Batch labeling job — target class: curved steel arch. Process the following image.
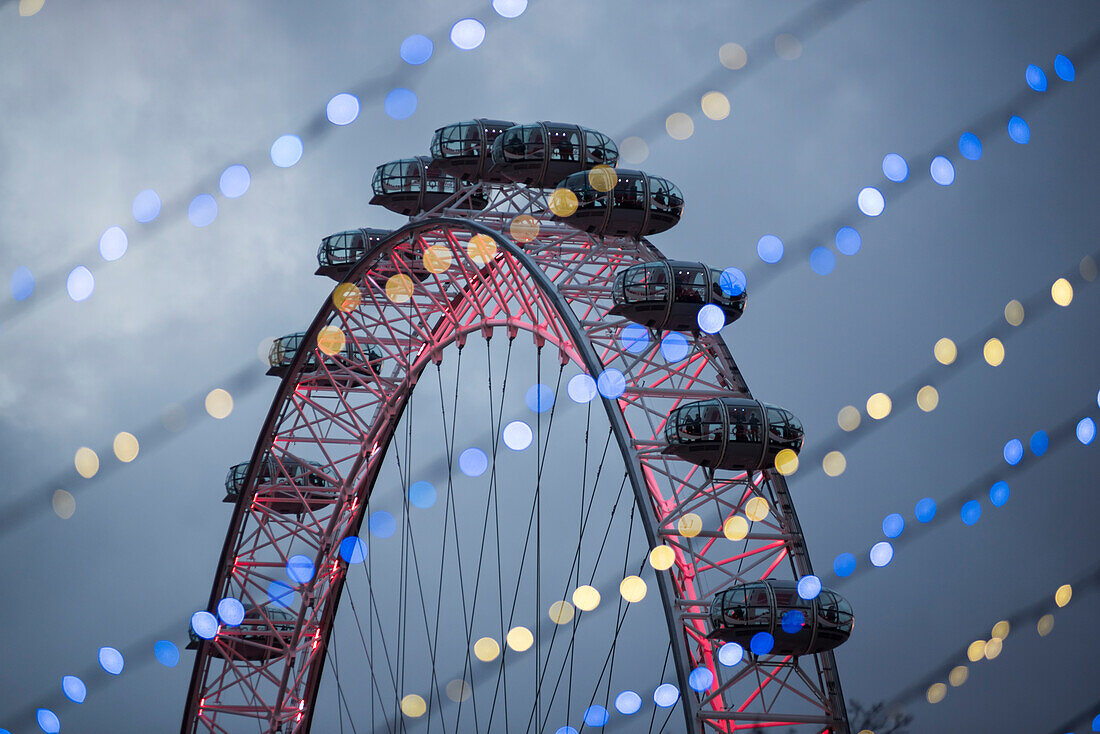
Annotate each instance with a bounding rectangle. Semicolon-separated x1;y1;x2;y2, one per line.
183;200;847;732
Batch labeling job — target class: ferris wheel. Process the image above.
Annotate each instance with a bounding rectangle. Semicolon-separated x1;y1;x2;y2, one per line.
180;119;853;734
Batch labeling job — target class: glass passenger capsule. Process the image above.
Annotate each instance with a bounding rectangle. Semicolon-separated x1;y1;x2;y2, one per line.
370;156;488;215
610;260;746;331
429;118;516;183
315;228;393;280
488;122;618;188
187;605;295;661
223;455;337;514
708;580;853;656
266;331;383;383
554;169;683;238
663;398;803;471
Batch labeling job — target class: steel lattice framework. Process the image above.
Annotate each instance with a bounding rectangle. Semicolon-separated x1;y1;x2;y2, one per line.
181;179;848;733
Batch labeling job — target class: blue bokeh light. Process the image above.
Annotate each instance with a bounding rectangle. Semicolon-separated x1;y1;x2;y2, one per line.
132;189;161;223
688;666;714;691
615;689;642;714
882;513;905;538
450;18;486;50
503;420;533;451
719;267;746;296
1003;438;1024;466
218;597;245;627
98;646;124;675
325;93;360;126
191;610;219;639
286;554;315;583
1054;54;1075;81
835;226;861;256
400;34;434;65
385;87;418;120
370;510;397;537
554;728;578;734
809;246;836;275
271;135;304;167
267;581;295;608
882;153;908;182
989;480;1010;507
961;500;982;526
930;156;955;185
567;373;597;403
915;497;937;523
11;266;34;300
67;266;94;302
697;304;725;333
409;480;437;508
869;541;894;567
857;187;884;216
526;383;555;413
797;575;821;600
1025;64;1048;91
1030;430;1049;456
36;709;60;734
833;553;856;577
459;447;489;476
781;609;805;633
493;0;528;17
660;332;690;362
1077;417;1096;445
597;368;626;399
583;704;609;726
339;535;368;563
188;194;218;227
1008;116;1030;144
62;675;86;704
757;234;784;263
99;226;128;261
219;164;251;198
958;132;983;161
620;323;650;354
653;683;680;707
718;641;744;666
750;631;775;655
154;640;180;667
1092;712;1100;731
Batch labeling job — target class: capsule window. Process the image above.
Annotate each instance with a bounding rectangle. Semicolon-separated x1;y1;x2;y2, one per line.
728;405;763;443
699;402;724;441
673;267;707;303
523;126;545;157
614;175;647;210
548;128;580;161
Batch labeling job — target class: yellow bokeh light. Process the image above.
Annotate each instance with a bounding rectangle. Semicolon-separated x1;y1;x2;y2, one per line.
744;496;770;522
822;451;846;477
1003;299;1024;326
385;273;415;303
983;338;1004;367
19;0;45;16
619;136;649;164
991;620;1010;640
400;694;427;717
677;512;702;537
966;640;985;662
572;585;601;611
588;165;617;192
52;489;75;520
649;545;676;571
934;337;957;365
446;679;472;703
866;392;892;420
719;42;748;70
665;113;694;140
916;385;939;412
332;283;361;312
948;665;969;687
548;600;575;625
1037;614;1054;636
317;326;346;357
700;91;730;121
113;432;139;463
1051;277;1073;306
837;405;861;432
548;188;579;217
620;575;647;603
1080;255;1097;282
510;214;541;242
423;244;453;274
774;448;799;475
74;447;99;479
983;637;1002;660
466;234;497;267
473;636;500;662
1055;584;1072;607
506;626;534;652
205;388;234;419
723;516;749;541
926;682;947;704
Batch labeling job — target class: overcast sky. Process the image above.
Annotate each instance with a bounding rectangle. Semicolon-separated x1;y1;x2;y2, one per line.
2;0;1099;732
